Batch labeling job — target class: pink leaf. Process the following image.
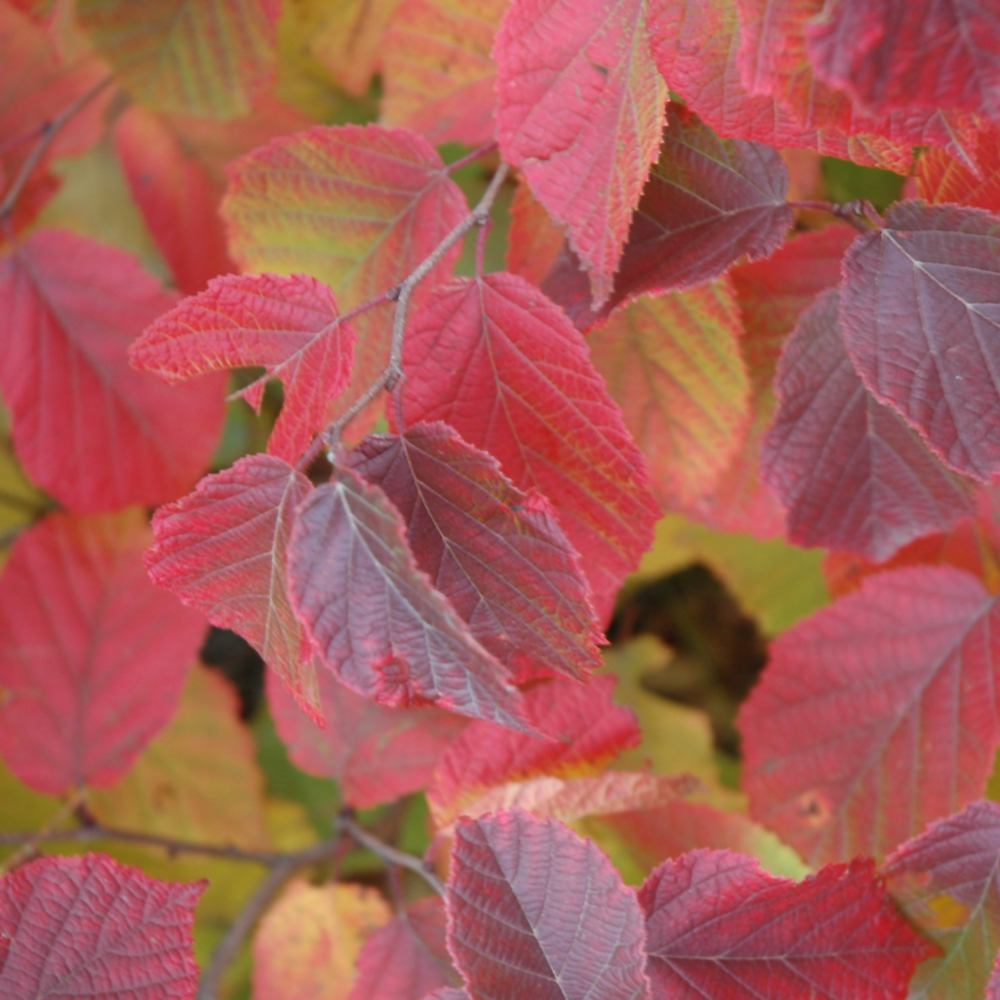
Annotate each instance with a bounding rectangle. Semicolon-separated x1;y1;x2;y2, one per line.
839;201;1000;482
131;272;356;465
0;510;205;795
288;465;526;729
883;800;1000;1000
145;454;321;720
0;229;226;512
762;289;973;560
807;0;1000;125
0;854;205;1000
740;565;1000;865
494;0;667;305
350;897;460;1000
428;675;640;828
400;273;659;622
267;665;467;809
640;849;934;1000
447;809;651;1000
347;422;603;683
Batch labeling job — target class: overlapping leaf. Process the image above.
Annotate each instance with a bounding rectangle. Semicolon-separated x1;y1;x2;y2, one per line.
507;177;566;287
0;3;110;236
0;510;204;795
428;675;639;829
0;854;205;1000
588;280;750;511
288;465;526;728
806;0;1000;124
381;0;505;145
87;666;271;852
883;800;1000;1000
221;124;468;419
0;229;226;512
451;771;698;829
840;202;1000;482
350;897;460;1000
132;272;356;464
544;104;791;326
733;0;979;169
253;880;390;1000
763;289;973;560
640;849;934;1000
114;100;311;294
597;798;810;880
648;0;962;172
77;0;281;118
401;273;658;620
347;422;602;683
494;0;667;304
695;225;858;536
447;810;651;1000
295;0;400;97
740;565;1000;865
918;129;1000;212
267;664;467;809
144;454;320;719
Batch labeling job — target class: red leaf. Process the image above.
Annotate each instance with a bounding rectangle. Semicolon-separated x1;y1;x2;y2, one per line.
145;454;321;720
883;800;1000;1000
732;0;980;172
428;675;640;828
543;104;792;326
381;0;505;145
0;510;204;795
730;224;859;397
288;465;526;729
131;272;356;465
696;225;858;536
917;128;1000;213
77;0;280;119
349;897;460;1000
762;289;973;560
640;849;934;1000
447;809;651;1000
494;0;667;305
221;124;468;423
267;664;467;809
0;3;110;234
840;202;1000;482
506;177;566;288
346;422;602;683
648;0;964;173
0;854;205;1000
587;280;751;513
400;273;659;621
806;0;1000;125
740;565;1000;865
114;99;313;295
0;230;226;512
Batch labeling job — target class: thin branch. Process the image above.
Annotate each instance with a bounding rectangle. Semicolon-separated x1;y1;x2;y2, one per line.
323;162;511;451
0;824;286;865
341;812;445;897
446;140;498;175
196;836;344;1000
0;75;114;222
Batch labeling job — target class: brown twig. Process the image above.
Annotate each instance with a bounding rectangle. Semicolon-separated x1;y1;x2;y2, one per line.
323;162;511;454
341;811;446;896
0;75;114;223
